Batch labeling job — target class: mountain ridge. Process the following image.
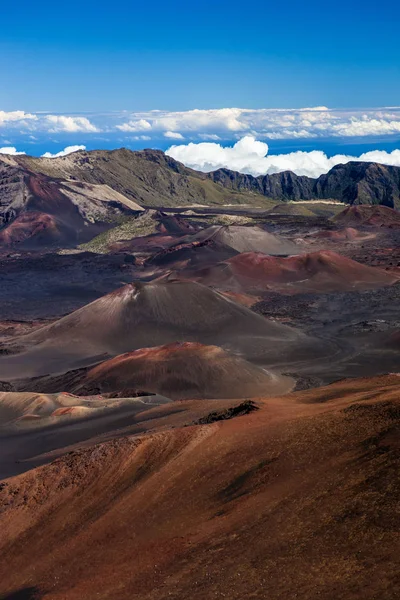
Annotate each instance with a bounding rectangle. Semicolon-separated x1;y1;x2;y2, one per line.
207;160;400;207
0;149;399;248
2;148;400;208
4;148;273;209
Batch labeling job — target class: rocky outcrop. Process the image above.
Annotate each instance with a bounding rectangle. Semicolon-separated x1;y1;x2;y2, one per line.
315;162;400;206
208;168;315;200
207;161;400;207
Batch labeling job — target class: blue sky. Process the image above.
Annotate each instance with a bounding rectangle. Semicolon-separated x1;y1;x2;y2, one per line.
1;0;400;175
2;0;400;111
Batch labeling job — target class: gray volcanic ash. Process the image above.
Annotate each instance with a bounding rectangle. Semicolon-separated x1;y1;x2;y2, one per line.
191;224;300;255
0;280;327;380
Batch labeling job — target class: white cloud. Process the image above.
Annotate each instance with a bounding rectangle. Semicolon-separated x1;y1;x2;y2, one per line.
45;115;99;133
0;146;26;155
116;119;152;132
199;133;221;140
333;117;400;137
116;106;400;141
166;135;400;178
1;107;400;141
41;145;86;158
0;110;37;126
157;108;246;132
131;135;151;141
298;106;330;112
164;131;184;140
356;148;400;166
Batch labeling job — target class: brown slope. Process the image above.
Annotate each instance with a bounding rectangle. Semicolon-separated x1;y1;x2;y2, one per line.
0;396;257;480
333;204;400;227
70;342;292;399
0;161;144;247
190;250;400;295
0;212;66;248
0;280;327;380
0;374;399;599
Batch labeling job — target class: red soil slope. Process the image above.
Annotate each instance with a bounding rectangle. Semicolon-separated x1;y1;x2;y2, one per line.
309;227;371;242
194;250;399;294
0;170;142;248
0;211;65;248
334;204;400;227
73;342;291;399
0;374;399;599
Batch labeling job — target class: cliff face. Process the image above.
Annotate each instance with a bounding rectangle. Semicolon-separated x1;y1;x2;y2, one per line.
315;162;400;206
207;168;315;200
207;161;400;207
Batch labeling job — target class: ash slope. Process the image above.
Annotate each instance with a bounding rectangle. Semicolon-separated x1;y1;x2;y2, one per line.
70;342;292;399
1;375;399;599
0;391;170;432
190;224;300;255
144;225;299;274
0;281;325;380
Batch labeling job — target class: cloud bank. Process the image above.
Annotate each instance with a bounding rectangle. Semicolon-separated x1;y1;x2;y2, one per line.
1;107;400;141
114;107;400;141
0;110;99;134
166;136;400;178
0;111;37;126
46;116;98;133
